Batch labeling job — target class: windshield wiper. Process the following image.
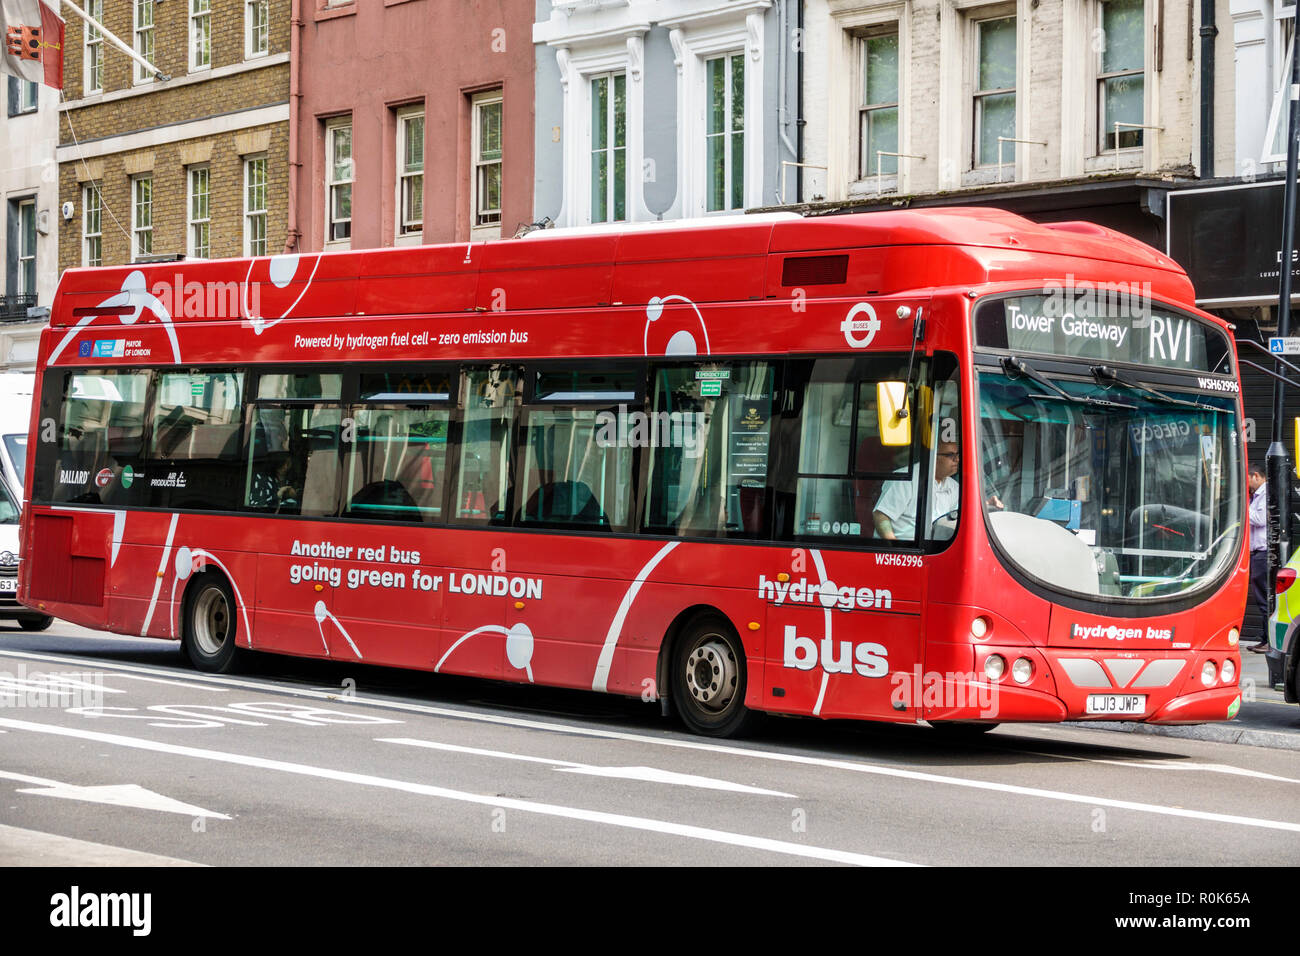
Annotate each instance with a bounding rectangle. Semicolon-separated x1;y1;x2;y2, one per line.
1090;365;1211;411
1001;356;1136;410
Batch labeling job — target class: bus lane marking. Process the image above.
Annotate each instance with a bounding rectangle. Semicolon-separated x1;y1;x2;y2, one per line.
7;649;1300;835
0;769;229;819
380;737;796;797
1000;748;1300;785
0;717;913;867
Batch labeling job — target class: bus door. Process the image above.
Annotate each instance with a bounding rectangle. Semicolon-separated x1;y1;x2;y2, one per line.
332;372;454;668
246;374;347;658
434;367;522;681
761;354;938;719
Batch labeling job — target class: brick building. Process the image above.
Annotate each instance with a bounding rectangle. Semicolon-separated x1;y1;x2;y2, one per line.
56;1;291;271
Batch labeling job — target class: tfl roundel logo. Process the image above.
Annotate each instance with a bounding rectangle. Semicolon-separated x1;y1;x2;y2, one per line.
841;303;881;349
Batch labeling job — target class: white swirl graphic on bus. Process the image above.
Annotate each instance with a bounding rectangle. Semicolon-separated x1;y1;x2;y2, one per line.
644;295;711;356
49;271;182;366
242;253;325;335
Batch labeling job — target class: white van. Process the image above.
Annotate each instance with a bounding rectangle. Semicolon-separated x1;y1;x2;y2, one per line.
0;372;34;500
0;478;50;630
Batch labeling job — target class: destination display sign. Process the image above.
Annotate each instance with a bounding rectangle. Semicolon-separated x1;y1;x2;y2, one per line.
974;293;1232;375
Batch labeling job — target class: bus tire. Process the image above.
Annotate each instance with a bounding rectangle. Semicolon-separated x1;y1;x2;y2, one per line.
18;616;53;631
672;614;756;738
182;575;242;673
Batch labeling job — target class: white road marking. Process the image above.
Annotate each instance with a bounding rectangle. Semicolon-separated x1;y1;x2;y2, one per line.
8;648;1300;835
0;651;228;692
0;769;229;819
381;737;796;797
0;717;911;866
1007;749;1300;785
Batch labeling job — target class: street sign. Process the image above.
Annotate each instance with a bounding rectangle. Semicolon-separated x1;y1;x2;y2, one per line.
1269;337;1300;355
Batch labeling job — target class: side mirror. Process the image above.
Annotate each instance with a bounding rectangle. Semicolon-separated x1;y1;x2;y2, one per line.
878;381;910;447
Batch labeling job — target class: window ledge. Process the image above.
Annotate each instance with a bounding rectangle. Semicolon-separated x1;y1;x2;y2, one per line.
315;3;357;21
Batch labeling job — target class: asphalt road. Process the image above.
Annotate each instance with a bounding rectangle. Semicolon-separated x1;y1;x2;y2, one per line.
1;620;1298;867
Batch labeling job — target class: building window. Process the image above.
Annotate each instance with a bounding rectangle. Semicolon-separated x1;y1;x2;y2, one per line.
472;92;503;234
190;0;212;72
1098;0;1144;151
7;78;37;116
246;0;270;58
397;108;424;239
132;175;153;260
188;166;211;258
859;32;899;179
134;0;155;84
1264;14;1295;163
326;118;353;244
705;53;745;212
83;183;103;267
245;155;268;256
590;72;626;223
973;16;1016;166
84;0;103;95
17;199;36;297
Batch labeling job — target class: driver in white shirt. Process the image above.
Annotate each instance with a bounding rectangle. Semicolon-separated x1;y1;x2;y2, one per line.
873;440;962;540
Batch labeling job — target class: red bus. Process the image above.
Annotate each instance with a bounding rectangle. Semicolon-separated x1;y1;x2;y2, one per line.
19;208;1246;736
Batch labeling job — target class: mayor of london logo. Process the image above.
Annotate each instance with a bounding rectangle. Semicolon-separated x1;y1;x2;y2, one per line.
841;302;881;349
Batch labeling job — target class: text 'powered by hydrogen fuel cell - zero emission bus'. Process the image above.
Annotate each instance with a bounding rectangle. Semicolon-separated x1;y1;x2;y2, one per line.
17;208;1247;736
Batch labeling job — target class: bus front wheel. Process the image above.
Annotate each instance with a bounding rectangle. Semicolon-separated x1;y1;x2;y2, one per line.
672;614;756;738
183;575;242;673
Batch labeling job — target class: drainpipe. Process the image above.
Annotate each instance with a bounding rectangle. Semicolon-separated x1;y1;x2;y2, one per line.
777;0;799;201
285;0;303;253
1199;0;1217;178
796;0;805;203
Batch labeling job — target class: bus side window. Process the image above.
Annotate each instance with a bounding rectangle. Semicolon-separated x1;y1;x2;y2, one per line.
48;370;150;505
245;405;341;516
454;367;519;524
642;362;773;537
344;405;449;523
783;357;915;543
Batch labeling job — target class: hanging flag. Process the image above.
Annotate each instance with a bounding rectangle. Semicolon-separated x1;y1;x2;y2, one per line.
1;0;64;90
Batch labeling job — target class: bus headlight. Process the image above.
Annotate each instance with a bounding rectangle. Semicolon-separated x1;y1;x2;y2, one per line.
984;654;1006;681
1200;661;1217;686
1011;657;1033;684
970;616;990;639
1221;659;1236;684
1227;628;1239;647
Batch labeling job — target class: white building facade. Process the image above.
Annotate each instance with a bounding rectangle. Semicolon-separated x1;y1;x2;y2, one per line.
0;74;57;371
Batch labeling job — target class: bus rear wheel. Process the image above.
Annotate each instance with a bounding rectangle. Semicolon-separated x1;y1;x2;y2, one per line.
183;576;242;673
672;614;756;738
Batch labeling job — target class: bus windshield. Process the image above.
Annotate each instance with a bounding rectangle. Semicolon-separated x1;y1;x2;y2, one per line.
978;368;1241;601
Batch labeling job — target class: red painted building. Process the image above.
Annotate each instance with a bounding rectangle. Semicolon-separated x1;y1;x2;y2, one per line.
288;0;535;252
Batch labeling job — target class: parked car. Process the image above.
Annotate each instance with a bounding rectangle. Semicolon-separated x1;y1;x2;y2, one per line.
0;478;51;630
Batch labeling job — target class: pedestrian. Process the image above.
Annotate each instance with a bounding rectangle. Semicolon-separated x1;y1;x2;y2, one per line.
1247;463;1270;653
